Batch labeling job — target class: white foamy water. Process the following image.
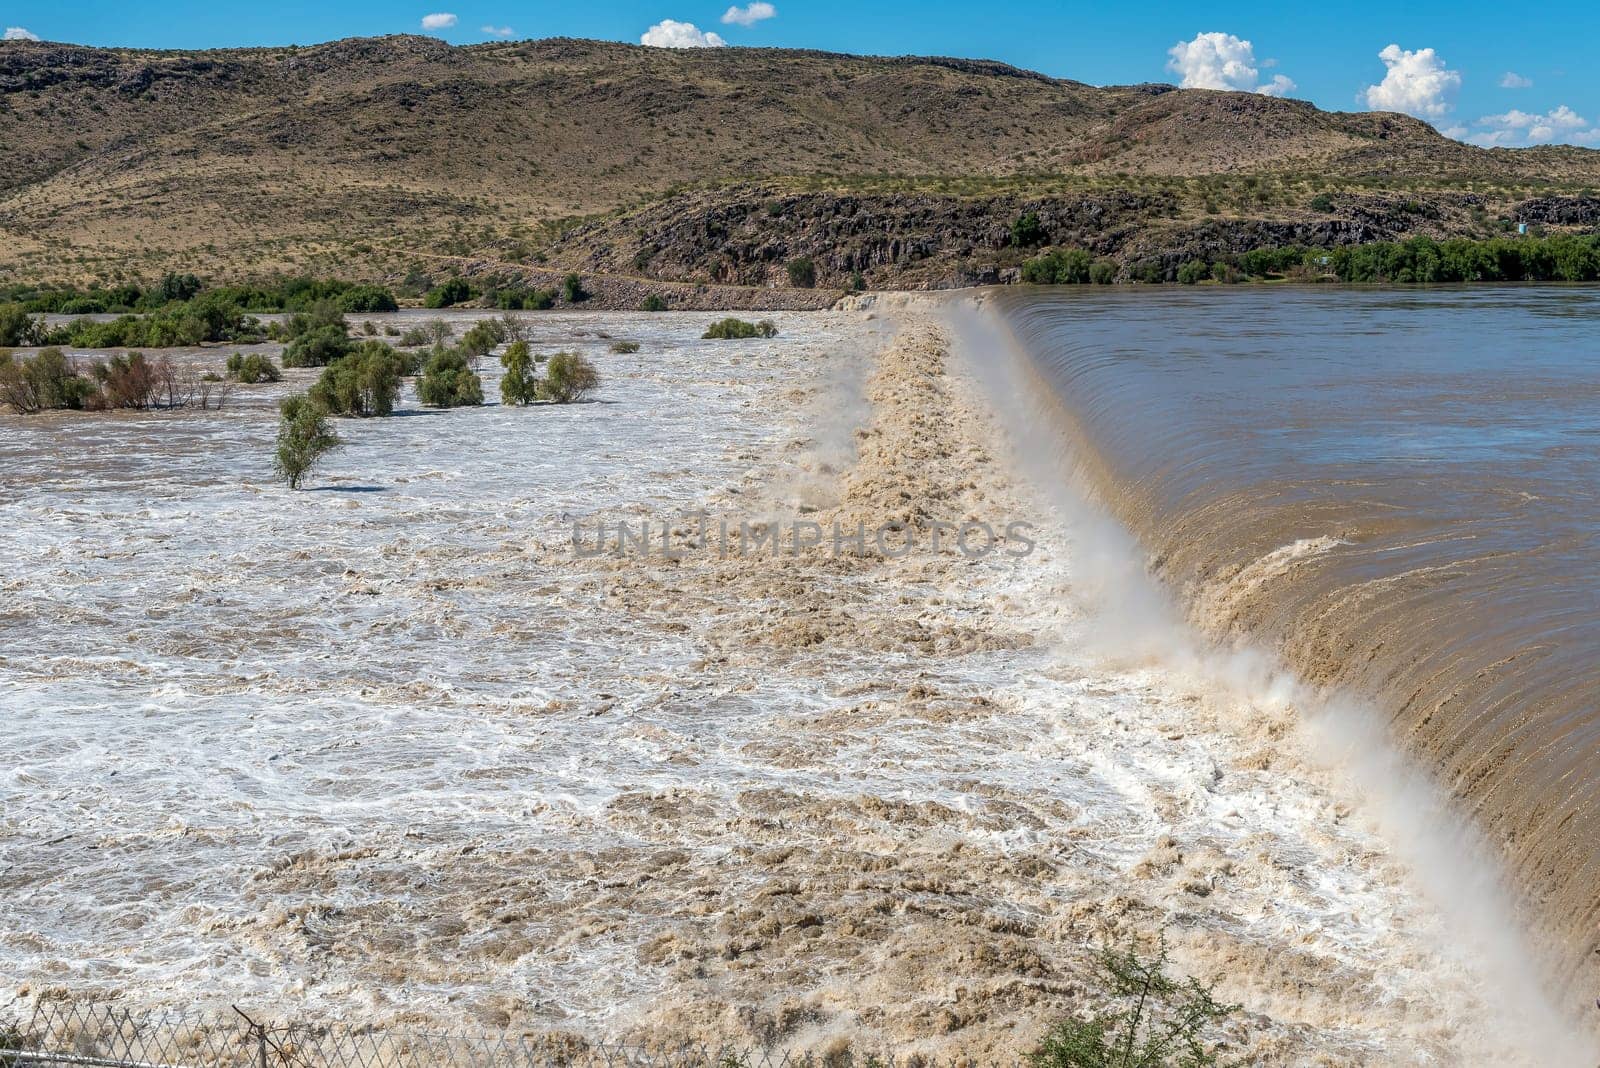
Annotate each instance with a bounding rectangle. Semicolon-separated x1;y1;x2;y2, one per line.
1;308;1584;1062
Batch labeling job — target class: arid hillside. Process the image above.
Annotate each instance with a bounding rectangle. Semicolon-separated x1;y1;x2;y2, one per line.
3;34;1599;290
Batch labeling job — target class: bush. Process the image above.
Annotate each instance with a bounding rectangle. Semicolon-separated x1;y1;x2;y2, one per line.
1022;248;1093;285
423;277;474;309
703;317;778;340
339;285;399;313
0;348;94;412
499;341;539;406
309;342;406;417
273;394;341;489
282;324;353;368
90;352;162;410
1089;260;1117;285
494;287;555;311
610;340;640;354
0;303;43;346
1011;212;1048;248
1308;193;1335;213
1027;937;1238;1068
225;352;282;384
542;351;600;403
1176;260;1210;285
642;294;669;312
460;319;507;364
562;273;588;303
156;271;203;304
417;348;484;408
786;257;817;288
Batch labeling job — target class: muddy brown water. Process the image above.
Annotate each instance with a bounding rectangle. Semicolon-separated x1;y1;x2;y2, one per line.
992;285;1600;984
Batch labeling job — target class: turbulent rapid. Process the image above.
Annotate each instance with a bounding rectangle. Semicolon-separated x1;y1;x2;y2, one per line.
986;284;1600;1012
3;303;1596;1063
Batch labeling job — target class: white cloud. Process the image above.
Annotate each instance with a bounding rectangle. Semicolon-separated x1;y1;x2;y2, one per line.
1363;44;1460;119
1166;32;1297;97
3;26;41;41
481;25;515;38
1500;71;1534;89
1467;105;1590;147
640;19;727;47
721;2;776;26
420;13;458;30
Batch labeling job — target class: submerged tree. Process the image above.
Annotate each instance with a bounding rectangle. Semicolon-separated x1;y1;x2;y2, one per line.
1028;936;1238;1068
499;341;539;406
416;348;484;408
542;351;600;403
273;394;341;489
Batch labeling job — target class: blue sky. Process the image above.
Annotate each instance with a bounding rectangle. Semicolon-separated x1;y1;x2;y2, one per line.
5;1;1598;147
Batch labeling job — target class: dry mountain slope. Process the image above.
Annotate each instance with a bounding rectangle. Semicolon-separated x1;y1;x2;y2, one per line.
2;34;1598;288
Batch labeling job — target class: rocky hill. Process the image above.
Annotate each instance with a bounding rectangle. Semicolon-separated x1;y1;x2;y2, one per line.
2;34;1598;295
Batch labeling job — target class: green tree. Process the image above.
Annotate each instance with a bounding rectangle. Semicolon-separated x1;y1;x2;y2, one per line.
282;324;354;368
423;277;474;309
1012;212;1048;248
499;341;539;406
225;353;282;384
1022;249;1093;285
1028;937;1238;1068
642;294;668;312
703;317;778;340
309;342;406;417
562;273;588;303
786;257;817;288
1176;260;1209;285
542;351;600;403
0;304;44;347
339;285;399;313
274;394;341;489
416;348;484;408
0;348;94;413
1089;260;1117;285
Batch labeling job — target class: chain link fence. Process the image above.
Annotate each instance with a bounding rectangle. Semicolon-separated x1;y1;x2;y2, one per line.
1;1003;984;1068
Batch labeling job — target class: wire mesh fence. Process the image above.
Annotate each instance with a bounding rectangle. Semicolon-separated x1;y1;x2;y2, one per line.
0;1002;985;1068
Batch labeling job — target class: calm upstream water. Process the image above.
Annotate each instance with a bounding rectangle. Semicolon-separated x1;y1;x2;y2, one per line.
993;285;1600;980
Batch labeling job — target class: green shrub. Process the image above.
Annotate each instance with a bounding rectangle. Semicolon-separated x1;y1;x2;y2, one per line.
460;319;507;363
273;393;341;489
309;342;406;417
703;317;778;340
0;347;94;412
848;271;866;293
494;287;555;311
282;324;354;368
1028;937;1238;1068
610;340;640;354
1308;193;1335;213
562;273;588;303
0;303;44;346
225;353;282;384
339;285;399;313
642;294;668;312
1089;260;1117;285
786;257;817;288
1022;248;1093;285
423;277;473;309
417;348;484;408
1176;260;1210;285
499;341;539;406
156;271;203;303
542;351;600;403
1011;212;1048;248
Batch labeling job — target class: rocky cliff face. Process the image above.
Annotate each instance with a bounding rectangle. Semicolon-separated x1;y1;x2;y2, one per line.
545;184;1600;291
